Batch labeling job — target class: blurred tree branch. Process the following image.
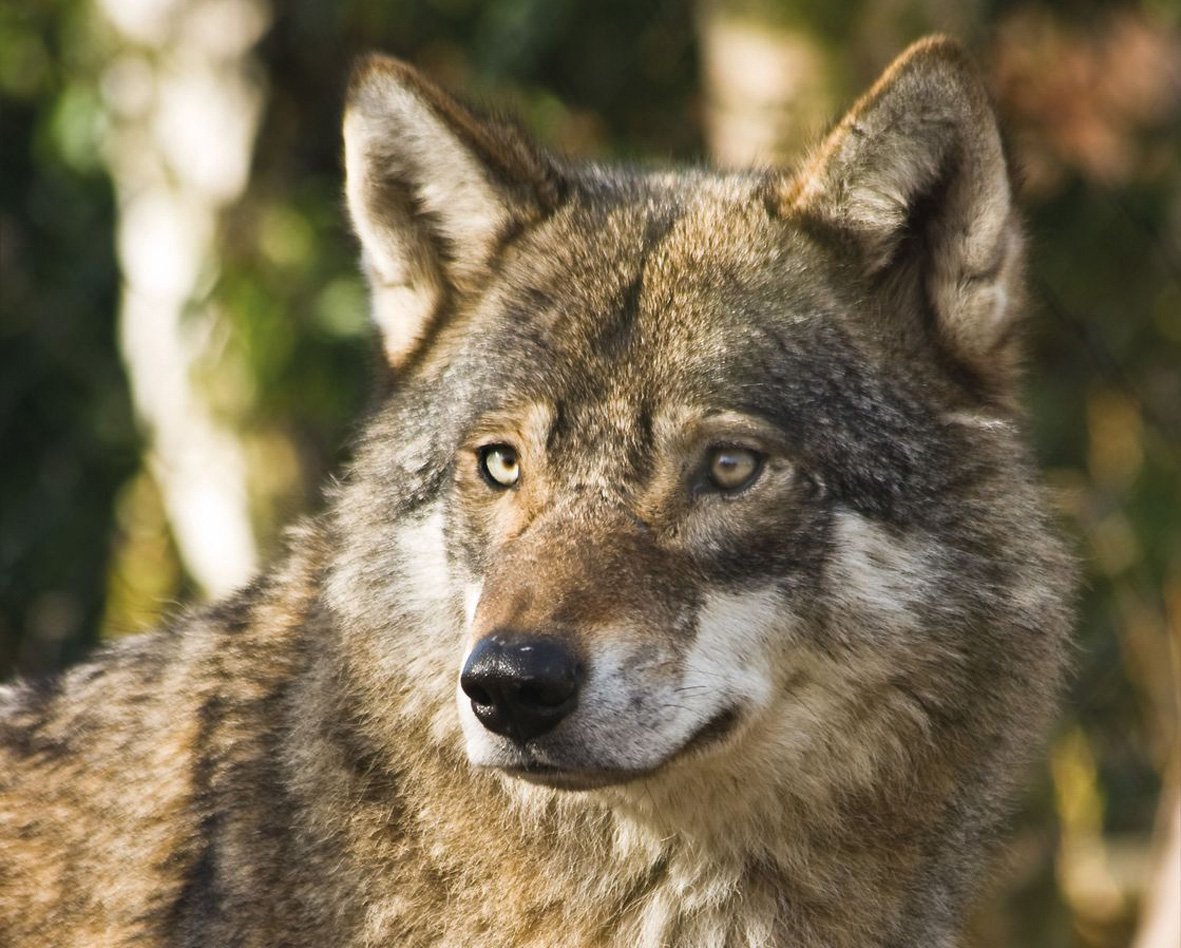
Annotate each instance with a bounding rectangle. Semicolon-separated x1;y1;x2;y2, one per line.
96;0;271;596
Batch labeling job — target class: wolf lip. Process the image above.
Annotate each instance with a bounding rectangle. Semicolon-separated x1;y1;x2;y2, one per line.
672;706;741;759
496;706;743;791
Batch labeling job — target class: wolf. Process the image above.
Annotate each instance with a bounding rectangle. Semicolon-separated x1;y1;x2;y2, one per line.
0;36;1072;947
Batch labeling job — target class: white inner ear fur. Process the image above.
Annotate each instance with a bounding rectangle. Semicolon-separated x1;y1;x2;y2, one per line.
343;76;510;364
795;41;1022;373
845;120;1017;366
929;209;1021;365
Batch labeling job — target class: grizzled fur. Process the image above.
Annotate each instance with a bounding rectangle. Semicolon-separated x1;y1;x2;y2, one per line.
0;38;1072;947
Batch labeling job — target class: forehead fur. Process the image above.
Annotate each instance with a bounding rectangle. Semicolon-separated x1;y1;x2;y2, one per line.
438;170;837;400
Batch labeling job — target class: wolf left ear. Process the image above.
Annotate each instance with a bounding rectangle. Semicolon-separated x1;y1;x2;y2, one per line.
784;37;1023;392
344;55;564;366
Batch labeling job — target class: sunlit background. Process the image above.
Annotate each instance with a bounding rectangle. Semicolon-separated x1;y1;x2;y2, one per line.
1;1;1178;944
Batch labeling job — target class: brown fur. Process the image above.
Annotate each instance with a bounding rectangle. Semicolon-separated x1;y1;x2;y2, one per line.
0;38;1073;947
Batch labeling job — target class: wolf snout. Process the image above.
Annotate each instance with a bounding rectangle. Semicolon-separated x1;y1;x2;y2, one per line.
460;633;584;743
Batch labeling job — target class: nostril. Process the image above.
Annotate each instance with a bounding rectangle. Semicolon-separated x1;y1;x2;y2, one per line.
463;682;493;707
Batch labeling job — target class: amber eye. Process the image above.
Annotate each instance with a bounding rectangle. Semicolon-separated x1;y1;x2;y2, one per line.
479;444;520;488
707;447;762;493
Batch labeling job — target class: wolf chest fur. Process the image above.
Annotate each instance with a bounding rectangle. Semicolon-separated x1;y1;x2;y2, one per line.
0;37;1072;947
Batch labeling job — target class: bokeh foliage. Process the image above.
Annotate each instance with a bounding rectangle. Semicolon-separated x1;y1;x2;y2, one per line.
1;0;139;672
1;1;1177;945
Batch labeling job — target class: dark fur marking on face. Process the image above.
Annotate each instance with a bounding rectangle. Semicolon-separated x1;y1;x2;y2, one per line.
591;206;679;364
746;320;958;527
689;485;836;593
596;272;643;359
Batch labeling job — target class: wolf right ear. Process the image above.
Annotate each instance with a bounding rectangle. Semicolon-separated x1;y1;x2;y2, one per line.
344;56;564;366
784;37;1023;394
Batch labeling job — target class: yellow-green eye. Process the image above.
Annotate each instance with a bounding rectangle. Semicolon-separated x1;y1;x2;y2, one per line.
479;445;520;488
707;447;762;492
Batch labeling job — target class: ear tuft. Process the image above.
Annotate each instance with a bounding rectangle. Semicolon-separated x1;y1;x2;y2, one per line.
343;55;563;367
785;37;1023;391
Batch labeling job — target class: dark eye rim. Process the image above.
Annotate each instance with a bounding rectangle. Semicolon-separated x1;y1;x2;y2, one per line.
477;443;520;489
699;444;766;495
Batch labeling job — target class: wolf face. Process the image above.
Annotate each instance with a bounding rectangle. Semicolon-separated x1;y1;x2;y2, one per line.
330;41;1069;821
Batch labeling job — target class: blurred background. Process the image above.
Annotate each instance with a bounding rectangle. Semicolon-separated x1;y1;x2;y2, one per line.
0;0;1178;943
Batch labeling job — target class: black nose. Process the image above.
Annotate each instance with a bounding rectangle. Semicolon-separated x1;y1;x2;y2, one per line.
460;633;584;743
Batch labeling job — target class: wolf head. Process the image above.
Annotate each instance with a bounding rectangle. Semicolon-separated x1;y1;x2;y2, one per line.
327;38;1069;820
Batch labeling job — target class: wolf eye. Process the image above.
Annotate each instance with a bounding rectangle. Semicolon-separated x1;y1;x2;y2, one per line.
707;447;762;493
479;444;520;488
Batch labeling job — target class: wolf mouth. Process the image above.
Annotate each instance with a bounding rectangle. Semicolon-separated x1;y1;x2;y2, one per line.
500;705;742;791
669;706;741;760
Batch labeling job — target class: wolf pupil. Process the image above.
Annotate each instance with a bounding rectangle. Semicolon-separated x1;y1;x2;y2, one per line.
480;445;519;488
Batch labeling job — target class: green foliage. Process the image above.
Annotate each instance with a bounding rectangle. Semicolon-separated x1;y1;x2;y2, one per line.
0;0;138;673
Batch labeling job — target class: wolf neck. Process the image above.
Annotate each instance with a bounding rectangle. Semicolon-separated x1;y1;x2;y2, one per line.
364;729;927;948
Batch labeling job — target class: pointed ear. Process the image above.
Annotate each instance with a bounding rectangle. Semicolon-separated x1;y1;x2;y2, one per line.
344;55;565;366
784;37;1023;392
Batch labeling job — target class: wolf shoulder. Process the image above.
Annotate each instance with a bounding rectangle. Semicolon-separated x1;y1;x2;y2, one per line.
0;593;257;938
